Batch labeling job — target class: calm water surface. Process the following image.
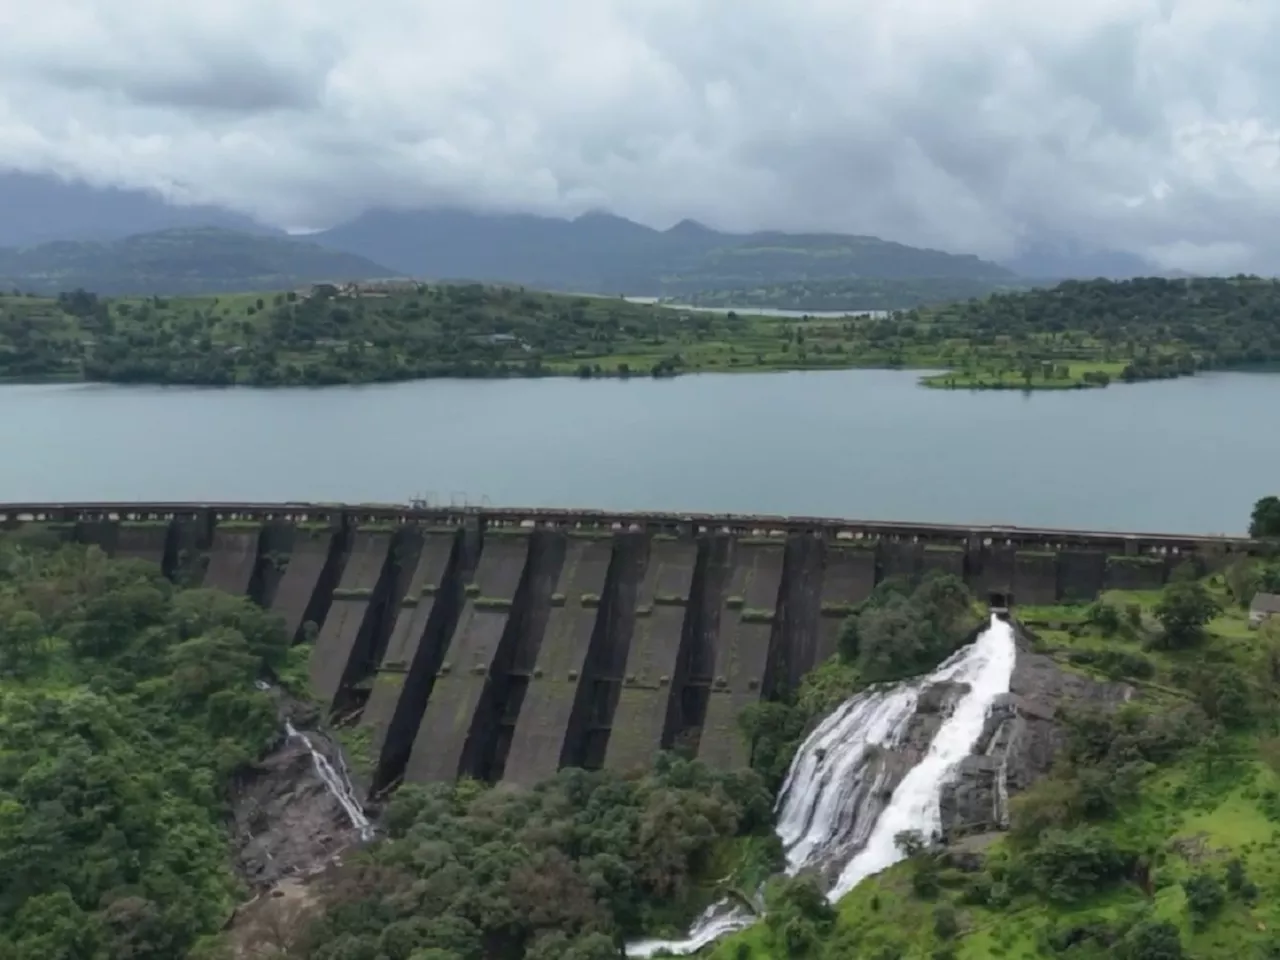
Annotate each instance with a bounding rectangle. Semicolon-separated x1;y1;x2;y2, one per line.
2;370;1277;535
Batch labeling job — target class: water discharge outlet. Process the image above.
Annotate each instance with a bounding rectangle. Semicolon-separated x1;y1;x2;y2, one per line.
625;614;1016;958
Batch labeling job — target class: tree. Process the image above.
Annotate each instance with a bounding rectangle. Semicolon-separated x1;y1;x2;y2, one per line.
1118;919;1183;960
1086;601;1121;635
1252;496;1280;538
1152;581;1219;648
763;876;835;957
1182;872;1225;930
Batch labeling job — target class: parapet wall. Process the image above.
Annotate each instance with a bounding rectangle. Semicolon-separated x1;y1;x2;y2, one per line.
0;501;1260;790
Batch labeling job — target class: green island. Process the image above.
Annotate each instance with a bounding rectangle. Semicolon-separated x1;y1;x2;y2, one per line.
2;498;1280;959
2;275;1278;389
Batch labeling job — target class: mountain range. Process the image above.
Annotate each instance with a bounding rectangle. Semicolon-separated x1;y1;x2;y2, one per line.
0;170;1173;297
0;228;394;296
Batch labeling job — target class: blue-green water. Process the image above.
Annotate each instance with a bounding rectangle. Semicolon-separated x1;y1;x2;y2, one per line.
3;370;1277;534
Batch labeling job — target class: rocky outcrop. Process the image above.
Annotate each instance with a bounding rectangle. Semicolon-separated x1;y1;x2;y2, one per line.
808;680;971;887
230;697;370;891
939;623;1131;838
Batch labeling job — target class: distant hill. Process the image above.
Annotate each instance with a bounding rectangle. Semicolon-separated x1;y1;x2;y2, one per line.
676;276;1047;312
312;209;1016;295
0;171;277;247
0;228;398;296
1000;235;1163;280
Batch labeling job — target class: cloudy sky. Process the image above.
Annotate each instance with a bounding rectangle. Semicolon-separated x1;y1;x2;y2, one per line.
1;0;1278;271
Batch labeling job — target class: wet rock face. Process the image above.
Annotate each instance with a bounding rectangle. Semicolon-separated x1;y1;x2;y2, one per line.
807;679;971;886
230;726;365;890
939;626;1131;839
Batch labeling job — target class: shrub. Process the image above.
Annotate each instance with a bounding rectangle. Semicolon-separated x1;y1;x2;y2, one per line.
933;904;959;940
1182;872;1225;930
1020;828;1137;903
763;875;835;958
1117;919;1183;960
1086;601;1121;635
1151;581;1219;649
1225;857;1246;893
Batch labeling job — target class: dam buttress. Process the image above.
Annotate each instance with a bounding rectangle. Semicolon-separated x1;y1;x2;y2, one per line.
0;501;1258;792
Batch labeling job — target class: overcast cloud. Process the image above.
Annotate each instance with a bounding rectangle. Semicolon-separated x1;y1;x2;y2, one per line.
2;0;1279;271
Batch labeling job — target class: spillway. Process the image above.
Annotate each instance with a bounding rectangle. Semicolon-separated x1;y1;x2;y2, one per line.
626;614;1015;957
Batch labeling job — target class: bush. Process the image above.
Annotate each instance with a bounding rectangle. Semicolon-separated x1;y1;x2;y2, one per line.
1151;581;1219;649
1117;919;1184;960
1065;648;1155;681
843;573;979;683
1086;601;1122;635
1192;664;1255;729
1020;828;1137;903
933;904;959;940
763;875;835;957
1225;858;1247;894
1182;872;1225;929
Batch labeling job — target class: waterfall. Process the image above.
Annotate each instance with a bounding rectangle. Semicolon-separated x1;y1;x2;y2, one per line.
284;721;377;843
827;616;1015;899
625;614;1015;957
986;717;1016;829
626;902;758;958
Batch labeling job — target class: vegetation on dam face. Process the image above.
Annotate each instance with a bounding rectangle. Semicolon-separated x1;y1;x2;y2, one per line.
1;274;1278;388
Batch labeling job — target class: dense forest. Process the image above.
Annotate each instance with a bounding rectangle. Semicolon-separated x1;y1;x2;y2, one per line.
3;275;1278;389
905;276;1280;389
267;759;776;959
0;529;291;959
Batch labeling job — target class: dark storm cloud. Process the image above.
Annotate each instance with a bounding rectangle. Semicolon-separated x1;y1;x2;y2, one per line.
1;0;1279;270
36;57;324;113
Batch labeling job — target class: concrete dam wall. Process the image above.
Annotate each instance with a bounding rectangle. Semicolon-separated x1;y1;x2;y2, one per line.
0;502;1260;790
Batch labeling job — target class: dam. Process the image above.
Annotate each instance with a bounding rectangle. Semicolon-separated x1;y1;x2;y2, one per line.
0;501;1260;792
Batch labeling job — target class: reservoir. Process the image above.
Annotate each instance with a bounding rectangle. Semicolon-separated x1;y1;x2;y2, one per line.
2;369;1277;535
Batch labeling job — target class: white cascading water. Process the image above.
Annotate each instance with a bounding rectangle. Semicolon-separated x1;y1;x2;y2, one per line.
626;615;1015;957
284;721;377;843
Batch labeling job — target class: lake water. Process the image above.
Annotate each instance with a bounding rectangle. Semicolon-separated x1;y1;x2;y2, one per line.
2;369;1277;535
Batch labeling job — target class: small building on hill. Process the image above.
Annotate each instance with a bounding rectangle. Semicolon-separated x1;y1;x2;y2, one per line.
1251;592;1280;628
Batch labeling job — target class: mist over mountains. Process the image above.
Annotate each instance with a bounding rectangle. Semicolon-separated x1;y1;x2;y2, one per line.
0;170;1170;297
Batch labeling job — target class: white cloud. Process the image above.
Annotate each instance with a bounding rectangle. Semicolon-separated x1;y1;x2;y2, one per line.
2;0;1280;270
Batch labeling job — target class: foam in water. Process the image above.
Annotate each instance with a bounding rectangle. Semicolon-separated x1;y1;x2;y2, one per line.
285;721;376;843
828;616;1016;898
626;902;756;959
624;615;1015;957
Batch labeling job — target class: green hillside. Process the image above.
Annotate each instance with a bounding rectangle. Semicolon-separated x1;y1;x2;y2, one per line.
678;276;1041;311
0;227;396;296
2;275;1278;388
710;562;1280;960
